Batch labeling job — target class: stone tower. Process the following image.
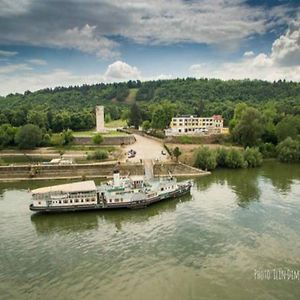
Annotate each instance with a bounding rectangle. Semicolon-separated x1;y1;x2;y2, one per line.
96;106;105;132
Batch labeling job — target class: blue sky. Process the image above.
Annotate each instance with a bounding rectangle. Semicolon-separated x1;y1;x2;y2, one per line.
0;0;299;95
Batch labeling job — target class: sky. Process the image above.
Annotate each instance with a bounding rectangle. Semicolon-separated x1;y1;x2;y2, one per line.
0;0;299;96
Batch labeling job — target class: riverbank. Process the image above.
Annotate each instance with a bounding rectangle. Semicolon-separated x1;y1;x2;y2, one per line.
0;161;209;182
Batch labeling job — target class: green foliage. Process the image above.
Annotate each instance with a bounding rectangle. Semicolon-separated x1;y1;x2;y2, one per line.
275;116;300;142
225;148;245;169
177;136;194;144
216;147;228;167
61;129;74;145
195;147;217;170
50;130;74;146
27;110;48;128
0;124;17;147
173;147;182;161
128;103;142;129
141;120;151;131
232;107;264;147
87;150;108;160
93;133;104;145
15;124;42;149
243;147;263;167
276;137;300;163
259;143;276;158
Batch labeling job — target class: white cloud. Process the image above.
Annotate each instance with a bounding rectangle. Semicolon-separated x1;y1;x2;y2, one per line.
45;24;119;59
27;59;47;65
243;51;255;57
0;63;32;74
104;61;141;80
0;0;31;17
0;0;296;57
270;20;300;66
189;21;300;81
0;50;18;57
0;61;143;95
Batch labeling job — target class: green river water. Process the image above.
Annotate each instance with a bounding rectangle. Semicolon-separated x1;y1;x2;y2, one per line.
0;161;299;300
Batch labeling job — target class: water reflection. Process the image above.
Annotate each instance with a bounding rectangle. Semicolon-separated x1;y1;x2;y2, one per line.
261;161;300;193
195;167;261;207
31;194;192;234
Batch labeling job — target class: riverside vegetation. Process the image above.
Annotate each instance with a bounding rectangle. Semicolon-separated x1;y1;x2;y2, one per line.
0;78;299;165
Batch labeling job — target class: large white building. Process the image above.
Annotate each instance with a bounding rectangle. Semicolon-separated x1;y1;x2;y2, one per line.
165;115;224;136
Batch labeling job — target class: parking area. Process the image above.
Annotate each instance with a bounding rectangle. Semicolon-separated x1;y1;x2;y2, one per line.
123;134;170;162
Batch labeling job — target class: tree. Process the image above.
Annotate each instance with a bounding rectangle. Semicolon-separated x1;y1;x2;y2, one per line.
15;124;42;149
0;124;16;147
276;137;300;162
225;148;245;168
195;147;217;170
151;106;167;130
243;147;263;167
232;107;264;147
141;120;151;132
62;129;74;145
27;110;48;128
93;133;103;145
275;116;300;142
173;147;182;162
128;103;142;129
216;147;228;167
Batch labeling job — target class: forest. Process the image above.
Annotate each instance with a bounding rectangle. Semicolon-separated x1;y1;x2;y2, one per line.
0;78;299;159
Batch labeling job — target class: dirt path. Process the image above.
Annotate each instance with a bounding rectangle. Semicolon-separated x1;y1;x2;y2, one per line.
123;134;170;162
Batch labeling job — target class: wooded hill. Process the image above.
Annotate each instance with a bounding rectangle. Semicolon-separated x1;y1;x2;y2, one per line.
0;78;299;131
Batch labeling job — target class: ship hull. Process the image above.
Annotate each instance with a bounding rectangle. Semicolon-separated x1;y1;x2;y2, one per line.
29;183;192;213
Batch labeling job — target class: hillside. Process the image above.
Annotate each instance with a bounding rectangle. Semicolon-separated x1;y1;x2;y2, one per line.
0;78;299;131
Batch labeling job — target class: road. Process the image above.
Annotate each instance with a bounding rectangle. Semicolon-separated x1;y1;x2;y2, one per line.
123;134;170;162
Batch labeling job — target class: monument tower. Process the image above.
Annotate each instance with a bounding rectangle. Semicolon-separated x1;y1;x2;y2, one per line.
96;106;105;132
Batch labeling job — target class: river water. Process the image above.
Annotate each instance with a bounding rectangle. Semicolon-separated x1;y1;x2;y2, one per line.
0;161;299;300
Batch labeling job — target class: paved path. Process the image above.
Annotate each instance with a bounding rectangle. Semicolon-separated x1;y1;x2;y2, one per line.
123;134;170;162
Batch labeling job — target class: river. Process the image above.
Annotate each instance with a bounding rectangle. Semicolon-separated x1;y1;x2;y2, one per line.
0;161;299;299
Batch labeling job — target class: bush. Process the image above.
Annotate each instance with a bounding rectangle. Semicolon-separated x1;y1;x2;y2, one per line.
194;146;217;170
276;137;300;163
259;142;276;158
173;147;182;162
87;150;108;161
177;136;194;144
216;147;228;167
93;133;103;145
15;124;42;149
50;133;65;146
225;148;245;168
243;147;263;167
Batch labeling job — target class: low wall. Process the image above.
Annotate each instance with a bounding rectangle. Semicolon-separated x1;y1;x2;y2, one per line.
74;135;136;145
0;161;209;181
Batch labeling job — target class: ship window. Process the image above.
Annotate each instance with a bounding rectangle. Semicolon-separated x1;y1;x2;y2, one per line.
161;187;164;191
63;200;68;204
86;199;89;202
70;200;73;203
38;201;41;205
59;200;61;204
75;199;79;203
81;199;84;202
109;199;112;203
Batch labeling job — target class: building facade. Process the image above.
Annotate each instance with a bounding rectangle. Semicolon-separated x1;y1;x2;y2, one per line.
165;115;224;136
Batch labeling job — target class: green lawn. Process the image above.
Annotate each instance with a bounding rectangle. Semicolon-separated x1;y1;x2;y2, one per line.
72;128;127;137
105;119;127;128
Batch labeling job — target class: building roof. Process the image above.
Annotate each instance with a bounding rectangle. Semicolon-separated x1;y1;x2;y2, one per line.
31;180;96;194
212;115;223;120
